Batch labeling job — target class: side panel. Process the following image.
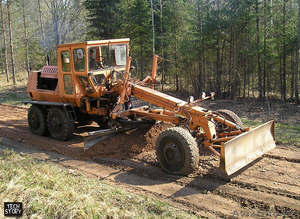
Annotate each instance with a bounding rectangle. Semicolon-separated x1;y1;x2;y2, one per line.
27;71;38;99
27;71;63;102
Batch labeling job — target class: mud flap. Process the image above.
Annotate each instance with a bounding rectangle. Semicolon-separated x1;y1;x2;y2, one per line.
220;120;276;175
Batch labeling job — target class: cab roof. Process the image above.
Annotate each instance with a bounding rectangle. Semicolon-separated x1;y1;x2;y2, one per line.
57;38;130;48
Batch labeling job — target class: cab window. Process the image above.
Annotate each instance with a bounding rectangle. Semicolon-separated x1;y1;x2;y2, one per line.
63;74;73;94
73;48;85;72
94;74;107;85
77;75;94;94
61;51;71;71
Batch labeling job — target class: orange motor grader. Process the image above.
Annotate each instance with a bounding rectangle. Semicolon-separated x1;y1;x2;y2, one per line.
24;38;276;176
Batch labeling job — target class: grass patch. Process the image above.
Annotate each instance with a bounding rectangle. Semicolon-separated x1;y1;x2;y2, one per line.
242;119;300;147
0;71;30;106
274;123;300;146
0;149;200;219
242;119;262;128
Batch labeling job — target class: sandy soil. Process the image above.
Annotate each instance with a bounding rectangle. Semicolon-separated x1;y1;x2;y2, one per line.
0;103;299;218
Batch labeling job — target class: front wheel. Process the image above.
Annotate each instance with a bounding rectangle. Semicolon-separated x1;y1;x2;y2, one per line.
47;107;74;141
156;127;199;175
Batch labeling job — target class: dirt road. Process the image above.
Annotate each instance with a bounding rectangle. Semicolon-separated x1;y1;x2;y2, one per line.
0;103;299;218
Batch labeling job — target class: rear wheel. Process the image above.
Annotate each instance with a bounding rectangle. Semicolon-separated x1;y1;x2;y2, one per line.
28;105;48;136
47;107;74;141
156;127;199;175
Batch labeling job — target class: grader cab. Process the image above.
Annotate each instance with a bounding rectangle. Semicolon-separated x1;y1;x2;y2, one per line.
24;38;276;176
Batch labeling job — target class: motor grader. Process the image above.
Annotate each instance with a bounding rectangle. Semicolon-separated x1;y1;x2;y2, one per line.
24;38;276;176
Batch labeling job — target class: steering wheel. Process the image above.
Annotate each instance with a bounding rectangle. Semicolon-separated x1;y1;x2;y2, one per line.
95;56;105;68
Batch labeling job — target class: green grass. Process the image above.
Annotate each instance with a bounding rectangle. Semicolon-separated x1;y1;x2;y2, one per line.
0;149;200;219
242;119;262;128
274;123;300;146
0;71;30;106
242;119;300;147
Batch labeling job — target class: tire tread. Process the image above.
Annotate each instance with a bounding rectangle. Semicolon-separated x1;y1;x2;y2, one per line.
156;127;199;175
47;107;74;141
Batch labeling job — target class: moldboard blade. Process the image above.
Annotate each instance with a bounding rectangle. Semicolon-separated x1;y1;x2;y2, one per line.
84;128;133;151
220;120;276;175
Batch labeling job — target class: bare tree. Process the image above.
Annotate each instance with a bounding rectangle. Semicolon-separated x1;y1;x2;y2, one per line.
22;1;30;77
0;0;9;82
7;0;16;84
38;0;47;65
282;0;287;100
256;0;262;99
160;0;165;90
150;0;155;56
43;0;87;47
296;0;300;104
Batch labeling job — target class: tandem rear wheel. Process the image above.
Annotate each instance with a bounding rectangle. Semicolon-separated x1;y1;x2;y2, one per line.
47;107;75;141
28;105;48;136
28;106;75;141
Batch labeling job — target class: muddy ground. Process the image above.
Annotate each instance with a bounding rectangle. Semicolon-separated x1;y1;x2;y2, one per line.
0;100;299;218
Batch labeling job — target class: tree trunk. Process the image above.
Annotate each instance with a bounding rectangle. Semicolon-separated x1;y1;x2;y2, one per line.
140;38;144;80
290;52;295;100
263;0;267;98
174;18;178;92
175;39;178;92
22;2;30;77
7;0;16;84
256;0;262;99
295;0;300;104
216;0;221;97
160;0;165;91
38;0;47;65
0;1;9;82
282;0;287;100
150;0;155;56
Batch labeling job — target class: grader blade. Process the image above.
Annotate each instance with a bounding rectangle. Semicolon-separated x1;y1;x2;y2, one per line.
220;120;275;175
84;128;133;151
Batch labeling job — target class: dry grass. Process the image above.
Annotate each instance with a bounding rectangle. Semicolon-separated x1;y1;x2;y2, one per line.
0;149;200;219
0;71;30;106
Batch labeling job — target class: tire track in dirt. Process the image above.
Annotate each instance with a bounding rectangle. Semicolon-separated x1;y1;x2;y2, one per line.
95;156;300;218
0;104;299;218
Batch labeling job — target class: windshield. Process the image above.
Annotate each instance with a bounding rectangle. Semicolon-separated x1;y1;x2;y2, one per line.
88;44;128;71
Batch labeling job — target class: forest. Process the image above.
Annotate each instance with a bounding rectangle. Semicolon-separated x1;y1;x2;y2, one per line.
1;0;300;103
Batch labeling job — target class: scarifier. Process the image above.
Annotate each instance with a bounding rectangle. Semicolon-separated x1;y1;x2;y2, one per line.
24;38;276;175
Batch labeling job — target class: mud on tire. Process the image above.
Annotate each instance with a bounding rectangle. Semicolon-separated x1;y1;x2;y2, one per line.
47;107;74;141
156;127;199;176
28;105;48;136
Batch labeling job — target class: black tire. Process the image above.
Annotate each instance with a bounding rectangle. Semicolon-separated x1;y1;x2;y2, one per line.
156;127;199;175
47;107;74;141
28;105;48;136
215;109;244;129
